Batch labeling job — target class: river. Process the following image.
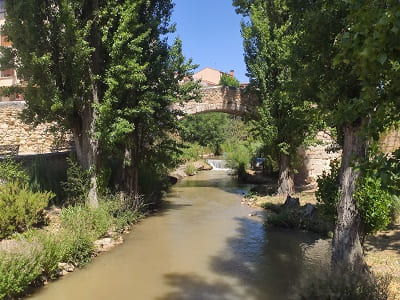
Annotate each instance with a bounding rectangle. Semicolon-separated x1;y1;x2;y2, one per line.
29;170;330;300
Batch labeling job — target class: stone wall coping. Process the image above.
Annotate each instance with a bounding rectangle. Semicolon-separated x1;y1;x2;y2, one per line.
0;101;26;108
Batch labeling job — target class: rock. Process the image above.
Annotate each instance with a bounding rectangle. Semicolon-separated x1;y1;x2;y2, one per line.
301;203;316;218
58;262;75;272
282;195;300;209
248;212;257;217
94;237;122;253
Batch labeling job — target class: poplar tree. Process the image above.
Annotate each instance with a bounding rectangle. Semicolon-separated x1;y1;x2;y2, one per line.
1;0;198;202
290;0;400;271
233;0;318;195
1;0;105;206
97;0;199;195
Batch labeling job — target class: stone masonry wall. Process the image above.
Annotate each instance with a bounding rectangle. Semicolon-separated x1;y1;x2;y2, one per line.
175;86;259;116
0;101;62;154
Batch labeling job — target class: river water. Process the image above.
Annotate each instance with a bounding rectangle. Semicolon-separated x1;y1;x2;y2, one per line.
29;170;330;300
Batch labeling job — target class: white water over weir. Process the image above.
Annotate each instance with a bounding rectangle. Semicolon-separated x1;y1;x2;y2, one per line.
206;159;231;170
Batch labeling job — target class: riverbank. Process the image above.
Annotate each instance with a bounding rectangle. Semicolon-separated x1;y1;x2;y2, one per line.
243;189;400;299
0;199;145;299
169;159;212;181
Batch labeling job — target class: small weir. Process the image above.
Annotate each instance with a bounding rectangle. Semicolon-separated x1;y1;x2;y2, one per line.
206;158;231;170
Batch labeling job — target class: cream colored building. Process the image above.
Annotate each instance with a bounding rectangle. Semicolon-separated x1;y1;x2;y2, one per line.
0;1;21;102
193;67;235;86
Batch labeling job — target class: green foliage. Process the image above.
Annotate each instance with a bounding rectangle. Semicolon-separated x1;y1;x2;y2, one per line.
316;149;400;235
180;143;210;161
179;113;233;155
62;158;90;205
184;163;197;176
0;158;29;184
219;73;240;88
234;0;321;193
96;0;200;195
0;248;43;299
0;182;53;239
60;204;112;240
355;177;392;235
316;160;341;223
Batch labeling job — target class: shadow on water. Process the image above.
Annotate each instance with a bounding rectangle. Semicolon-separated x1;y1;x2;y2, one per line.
156;274;238;300
159;216;330;300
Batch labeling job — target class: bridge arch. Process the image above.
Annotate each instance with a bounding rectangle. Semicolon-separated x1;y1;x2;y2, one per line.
174;86;259;117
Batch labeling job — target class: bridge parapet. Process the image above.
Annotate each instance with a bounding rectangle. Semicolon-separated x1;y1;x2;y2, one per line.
174;86;259;116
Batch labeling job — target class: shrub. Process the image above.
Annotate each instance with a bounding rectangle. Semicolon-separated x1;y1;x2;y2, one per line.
315;159;341;223
0;182;54;239
60;204;112;240
0;158;29;184
355;176;393;234
62;158;90;205
219;73;240;88
0;247;43;299
184;163;197;176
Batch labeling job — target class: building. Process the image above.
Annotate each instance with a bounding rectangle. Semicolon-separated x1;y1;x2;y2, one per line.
0;0;22;102
193;67;235;87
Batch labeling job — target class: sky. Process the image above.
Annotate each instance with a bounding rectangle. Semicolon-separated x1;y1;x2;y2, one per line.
170;0;249;83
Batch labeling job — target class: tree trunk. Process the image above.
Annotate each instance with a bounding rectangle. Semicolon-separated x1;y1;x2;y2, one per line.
332;122;367;272
71;103;99;207
277;153;294;195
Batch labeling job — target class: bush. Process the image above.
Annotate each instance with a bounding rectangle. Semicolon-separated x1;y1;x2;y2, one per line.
225;143;252;180
315;159;341;223
0;182;54;239
0;249;43;299
62;158;90;205
219;73;240;88
184;163;197;176
60;204;112;240
0;158;29;184
355;176;393;234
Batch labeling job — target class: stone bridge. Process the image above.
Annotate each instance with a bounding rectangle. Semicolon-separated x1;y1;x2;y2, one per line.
174;86;259;116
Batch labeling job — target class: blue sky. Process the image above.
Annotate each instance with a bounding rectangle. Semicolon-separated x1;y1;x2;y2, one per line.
171;0;249;83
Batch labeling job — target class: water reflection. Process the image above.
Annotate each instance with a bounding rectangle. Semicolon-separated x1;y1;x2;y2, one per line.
29;170;330;300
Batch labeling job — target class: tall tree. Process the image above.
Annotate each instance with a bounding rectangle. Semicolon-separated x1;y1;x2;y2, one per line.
233;0;318;195
97;0;199;196
290;0;400;271
1;0;107;206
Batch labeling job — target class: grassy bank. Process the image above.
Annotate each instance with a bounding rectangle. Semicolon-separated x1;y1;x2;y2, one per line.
0;198;144;299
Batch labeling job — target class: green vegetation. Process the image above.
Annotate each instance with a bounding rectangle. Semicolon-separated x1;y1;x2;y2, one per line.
0;198;144;299
316;160;341;224
234;0;320;195
0;182;53;239
316;150;400;237
0;158;29;184
62;158;91;206
184;163;197;176
219;73;240;88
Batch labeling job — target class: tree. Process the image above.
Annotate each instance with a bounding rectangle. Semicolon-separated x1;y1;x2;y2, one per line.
96;0;199;196
290;0;400;271
219;73;240;88
233;0;318;195
1;0;106;206
179;113;231;154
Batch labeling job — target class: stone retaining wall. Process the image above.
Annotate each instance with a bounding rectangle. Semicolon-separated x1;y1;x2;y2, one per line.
0;101;62;154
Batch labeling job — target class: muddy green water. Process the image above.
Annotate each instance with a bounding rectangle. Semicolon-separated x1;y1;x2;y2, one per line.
29;170;330;300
